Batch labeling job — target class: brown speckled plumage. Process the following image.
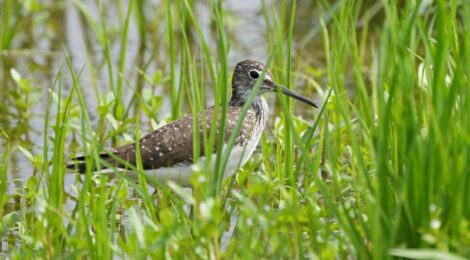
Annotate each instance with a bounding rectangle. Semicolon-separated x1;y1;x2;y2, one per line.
68;60;316;177
109;106;259;170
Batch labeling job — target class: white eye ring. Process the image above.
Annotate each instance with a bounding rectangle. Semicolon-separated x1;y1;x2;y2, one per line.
248;70;260;79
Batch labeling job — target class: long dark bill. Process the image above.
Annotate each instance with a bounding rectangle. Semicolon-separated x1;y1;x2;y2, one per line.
276;84;318;108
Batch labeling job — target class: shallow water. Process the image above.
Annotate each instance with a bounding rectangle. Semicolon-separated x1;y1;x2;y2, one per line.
0;0;363;254
0;0;323;188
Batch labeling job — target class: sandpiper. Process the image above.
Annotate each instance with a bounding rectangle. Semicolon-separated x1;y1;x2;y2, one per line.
68;60;317;186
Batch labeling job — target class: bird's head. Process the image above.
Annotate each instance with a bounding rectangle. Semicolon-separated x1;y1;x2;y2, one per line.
231;60;318;108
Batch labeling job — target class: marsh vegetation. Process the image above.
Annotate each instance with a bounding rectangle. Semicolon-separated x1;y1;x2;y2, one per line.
1;0;469;258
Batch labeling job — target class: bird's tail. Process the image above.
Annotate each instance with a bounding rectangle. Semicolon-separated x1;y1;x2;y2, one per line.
66;153;113;173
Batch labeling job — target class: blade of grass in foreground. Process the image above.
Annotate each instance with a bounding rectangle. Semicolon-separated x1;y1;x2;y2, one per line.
47;65;72;252
0;130;9;218
211;0;230;197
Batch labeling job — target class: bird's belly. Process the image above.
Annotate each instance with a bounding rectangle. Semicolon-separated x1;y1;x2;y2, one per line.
126;135;261;187
140;165;195;186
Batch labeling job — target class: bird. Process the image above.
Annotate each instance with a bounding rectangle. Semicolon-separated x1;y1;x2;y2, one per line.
67;60;318;186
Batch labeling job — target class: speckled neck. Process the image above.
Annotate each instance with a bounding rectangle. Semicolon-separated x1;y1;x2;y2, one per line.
229;94;269;129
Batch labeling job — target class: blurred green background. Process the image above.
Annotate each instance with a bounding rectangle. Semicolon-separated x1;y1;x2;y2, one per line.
1;0;469;259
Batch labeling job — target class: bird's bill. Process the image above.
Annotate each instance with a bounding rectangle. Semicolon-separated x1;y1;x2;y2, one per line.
275;83;318;108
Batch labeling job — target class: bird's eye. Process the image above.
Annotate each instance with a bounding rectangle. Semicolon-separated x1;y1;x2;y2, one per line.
249;70;260;79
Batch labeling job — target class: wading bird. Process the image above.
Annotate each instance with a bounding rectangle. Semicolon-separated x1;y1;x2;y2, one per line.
68;60;317;186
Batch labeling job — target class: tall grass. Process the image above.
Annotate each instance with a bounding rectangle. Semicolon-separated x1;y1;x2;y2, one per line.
0;0;469;259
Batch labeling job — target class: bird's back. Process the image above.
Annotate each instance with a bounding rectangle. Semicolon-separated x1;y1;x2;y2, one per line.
115;106;259;169
69;105;264;176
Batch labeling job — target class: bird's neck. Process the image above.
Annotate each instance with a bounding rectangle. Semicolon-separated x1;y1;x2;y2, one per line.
251;96;269;125
229;94;269;125
229;88;248;107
